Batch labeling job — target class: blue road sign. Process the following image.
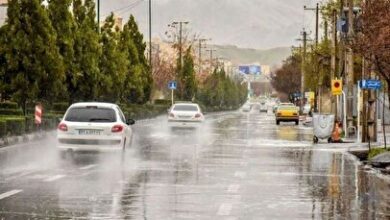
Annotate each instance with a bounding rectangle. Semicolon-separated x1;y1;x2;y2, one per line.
360;79;381;90
168;81;177;90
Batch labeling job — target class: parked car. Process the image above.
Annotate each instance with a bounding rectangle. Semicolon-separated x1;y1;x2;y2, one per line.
242;104;251;112
168;102;204;128
57;102;135;156
275;105;299;125
302;104;312;115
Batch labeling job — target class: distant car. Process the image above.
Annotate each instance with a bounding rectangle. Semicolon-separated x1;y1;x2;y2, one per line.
259;103;268;113
168;103;204;128
242;104;251;112
303;104;312;115
57;102;135;156
275;105;299;125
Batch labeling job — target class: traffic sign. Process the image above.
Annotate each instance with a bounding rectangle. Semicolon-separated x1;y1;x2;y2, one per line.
360;79;381;90
168;81;177;90
331;79;343;95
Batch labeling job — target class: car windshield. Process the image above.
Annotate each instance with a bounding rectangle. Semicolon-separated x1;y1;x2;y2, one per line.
278;106;297;111
65;107;116;122
173;105;199;111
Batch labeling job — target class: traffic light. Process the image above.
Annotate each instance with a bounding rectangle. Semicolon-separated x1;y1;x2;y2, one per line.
331;79;343;95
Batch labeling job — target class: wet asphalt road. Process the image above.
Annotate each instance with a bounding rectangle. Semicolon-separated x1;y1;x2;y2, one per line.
0;110;389;220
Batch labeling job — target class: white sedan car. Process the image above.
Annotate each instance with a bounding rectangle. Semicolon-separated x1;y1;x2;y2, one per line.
168;103;204;128
57;102;134;155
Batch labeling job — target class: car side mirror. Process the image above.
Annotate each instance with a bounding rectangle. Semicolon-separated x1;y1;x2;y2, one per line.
127;119;135;125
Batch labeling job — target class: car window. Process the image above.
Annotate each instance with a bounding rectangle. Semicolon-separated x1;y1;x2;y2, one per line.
65;107;116;122
117;107;126;123
173;105;199;111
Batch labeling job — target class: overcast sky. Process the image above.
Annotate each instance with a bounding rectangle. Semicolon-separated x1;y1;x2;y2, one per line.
0;0;322;49
101;0;322;49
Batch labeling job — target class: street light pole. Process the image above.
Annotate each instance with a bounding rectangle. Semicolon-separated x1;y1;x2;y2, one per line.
97;0;100;32
198;38;211;75
149;0;152;72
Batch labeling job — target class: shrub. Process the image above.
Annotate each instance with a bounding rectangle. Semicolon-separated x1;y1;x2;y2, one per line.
5;118;25;136
0;108;24;116
52;102;69;112
0;120;6;138
368;147;390;160
25;116;36;133
0;102;18;109
154;99;171;106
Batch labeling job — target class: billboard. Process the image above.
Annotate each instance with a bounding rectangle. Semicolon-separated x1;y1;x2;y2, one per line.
239;66;250;74
239;65;261;75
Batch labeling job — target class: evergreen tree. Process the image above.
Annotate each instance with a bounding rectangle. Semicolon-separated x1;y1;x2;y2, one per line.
0;24;9;100
179;47;197;101
48;0;76;102
125;15;152;103
72;0;101;101
100;13;129;102
4;0;64;113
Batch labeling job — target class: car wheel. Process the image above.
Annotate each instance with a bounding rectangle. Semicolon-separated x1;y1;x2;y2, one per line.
295;120;299;125
313;136;318;144
276;120;280;125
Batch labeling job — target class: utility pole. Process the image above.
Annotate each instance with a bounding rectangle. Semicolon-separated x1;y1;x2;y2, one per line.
296;30;308;113
345;0;355;135
206;48;216;69
198;38;211;75
331;9;338;114
301;30;307;113
304;3;321;112
149;0;152;72
172;21;189;69
304;3;320;46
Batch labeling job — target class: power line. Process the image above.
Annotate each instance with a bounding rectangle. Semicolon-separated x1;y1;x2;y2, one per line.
101;0;144;17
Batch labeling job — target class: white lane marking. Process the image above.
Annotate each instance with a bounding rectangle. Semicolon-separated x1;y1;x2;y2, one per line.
227;184;240;193
79;164;97;170
0;190;23;200
43;175;66;182
234;171;247;178
217;203;233;216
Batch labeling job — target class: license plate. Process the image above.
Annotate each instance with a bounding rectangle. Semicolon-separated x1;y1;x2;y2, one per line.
78;129;101;135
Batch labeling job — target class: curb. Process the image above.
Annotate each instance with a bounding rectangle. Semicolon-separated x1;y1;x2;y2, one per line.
0;131;52;149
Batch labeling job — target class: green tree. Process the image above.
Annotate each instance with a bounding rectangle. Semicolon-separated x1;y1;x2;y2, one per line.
120;17;143;103
4;0;64;113
271;54;302;97
179;47;197;101
48;0;76;102
99;13;129;102
125;15;152;103
72;0;101;101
